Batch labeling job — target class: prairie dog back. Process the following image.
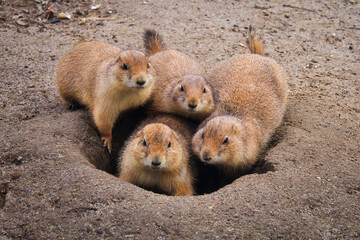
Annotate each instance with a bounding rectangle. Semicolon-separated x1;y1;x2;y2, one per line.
56;41;120;108
209;54;288;140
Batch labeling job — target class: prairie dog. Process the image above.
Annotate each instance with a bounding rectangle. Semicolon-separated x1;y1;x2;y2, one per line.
56;41;156;151
192;32;288;176
119;114;195;196
143;29;215;120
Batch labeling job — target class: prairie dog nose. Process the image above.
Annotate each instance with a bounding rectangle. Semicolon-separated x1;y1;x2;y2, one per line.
133;74;147;87
202;151;212;161
151;161;161;166
136;80;145;86
188;99;198;109
151;156;161;168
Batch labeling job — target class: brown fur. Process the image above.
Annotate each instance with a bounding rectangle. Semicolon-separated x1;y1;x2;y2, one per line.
143;29;166;56
56;41;156;151
247;25;265;56
144;30;215;120
192;50;288;176
119;114;195;196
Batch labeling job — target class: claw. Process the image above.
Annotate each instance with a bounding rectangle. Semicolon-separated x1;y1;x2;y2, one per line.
102;137;112;153
174;185;194;196
68;104;80;111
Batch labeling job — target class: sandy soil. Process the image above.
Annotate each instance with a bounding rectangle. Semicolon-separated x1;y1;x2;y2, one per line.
0;0;359;239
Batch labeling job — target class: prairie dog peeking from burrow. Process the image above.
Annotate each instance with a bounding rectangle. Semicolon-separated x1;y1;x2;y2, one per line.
119;114;195;196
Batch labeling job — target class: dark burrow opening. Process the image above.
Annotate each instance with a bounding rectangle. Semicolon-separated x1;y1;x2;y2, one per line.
81;108;285;195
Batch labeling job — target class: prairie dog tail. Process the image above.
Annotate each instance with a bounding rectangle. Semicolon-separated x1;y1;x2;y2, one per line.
143;29;166;55
246;25;265;56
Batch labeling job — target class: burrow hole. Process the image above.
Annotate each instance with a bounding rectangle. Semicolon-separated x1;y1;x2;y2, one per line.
82;108;285;195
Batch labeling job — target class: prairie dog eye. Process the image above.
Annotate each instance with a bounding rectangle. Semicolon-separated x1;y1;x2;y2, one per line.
167;141;171;148
180;85;184;91
203;87;206;93
147;63;150;69
122;63;128;70
143;138;147;146
222;136;228;144
201;132;204;139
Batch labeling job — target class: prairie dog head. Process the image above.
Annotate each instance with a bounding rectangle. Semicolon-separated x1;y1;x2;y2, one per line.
170;74;214;119
192;116;245;168
128;123;184;171
113;50;156;89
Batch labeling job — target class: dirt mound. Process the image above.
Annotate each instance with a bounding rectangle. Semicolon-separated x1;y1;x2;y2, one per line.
1;0;359;239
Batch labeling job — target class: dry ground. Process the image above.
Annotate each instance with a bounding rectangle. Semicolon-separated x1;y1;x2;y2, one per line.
0;0;359;239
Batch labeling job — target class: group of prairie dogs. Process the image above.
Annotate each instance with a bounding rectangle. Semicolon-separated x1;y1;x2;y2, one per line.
56;27;288;196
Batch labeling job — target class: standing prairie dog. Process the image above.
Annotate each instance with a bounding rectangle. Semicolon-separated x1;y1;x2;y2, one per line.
143;29;215;120
56;41;156;152
192;27;288;177
119;114;195;196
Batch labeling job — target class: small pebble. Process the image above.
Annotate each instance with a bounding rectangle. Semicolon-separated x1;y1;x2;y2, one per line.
79;18;86;25
96;229;103;234
16;20;29;27
91;4;102;10
57;12;71;20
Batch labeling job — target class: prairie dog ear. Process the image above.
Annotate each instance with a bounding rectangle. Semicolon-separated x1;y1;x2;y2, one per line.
230;120;246;138
231;123;240;135
177;77;182;84
170;130;179;143
114;53;122;63
135;128;144;138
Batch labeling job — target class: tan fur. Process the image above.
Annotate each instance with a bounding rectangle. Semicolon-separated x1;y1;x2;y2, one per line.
119;115;194;196
143;29;166;55
147;50;215;120
56;41;156;151
247;25;265;56
192;53;288;175
143;30;215;120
